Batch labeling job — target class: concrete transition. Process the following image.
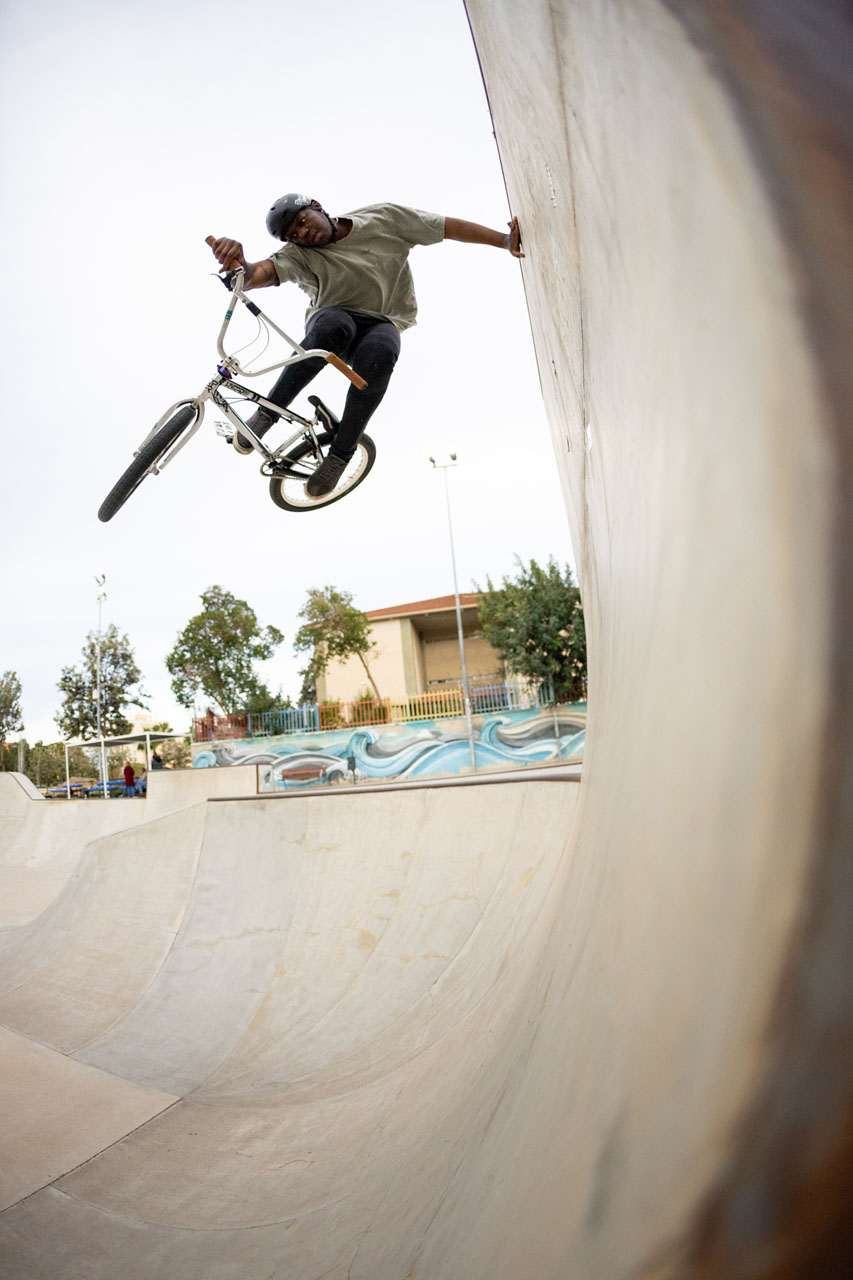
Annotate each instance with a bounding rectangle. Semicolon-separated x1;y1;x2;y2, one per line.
1;2;852;1275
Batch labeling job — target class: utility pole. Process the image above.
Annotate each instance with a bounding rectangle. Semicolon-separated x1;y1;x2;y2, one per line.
429;455;476;772
95;572;107;797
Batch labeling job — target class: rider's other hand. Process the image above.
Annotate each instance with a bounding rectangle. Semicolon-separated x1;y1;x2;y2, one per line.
506;217;524;258
205;235;245;272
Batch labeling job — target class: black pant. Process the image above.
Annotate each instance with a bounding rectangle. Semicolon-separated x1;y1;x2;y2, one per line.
264;308;401;459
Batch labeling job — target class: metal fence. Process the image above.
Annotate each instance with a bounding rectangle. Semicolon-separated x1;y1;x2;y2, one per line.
192;679;553;743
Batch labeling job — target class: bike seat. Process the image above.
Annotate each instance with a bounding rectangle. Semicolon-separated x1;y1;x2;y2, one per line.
307;394;341;433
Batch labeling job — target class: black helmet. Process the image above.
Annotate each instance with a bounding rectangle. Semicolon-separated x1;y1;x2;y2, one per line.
266;192;313;240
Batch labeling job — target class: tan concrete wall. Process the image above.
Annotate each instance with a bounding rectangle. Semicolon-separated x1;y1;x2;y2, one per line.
319;618;407;703
423;634;504;684
321;618;503;699
399;617;423;695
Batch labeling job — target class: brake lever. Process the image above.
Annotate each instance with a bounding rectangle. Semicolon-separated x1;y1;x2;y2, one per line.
213;269;261;316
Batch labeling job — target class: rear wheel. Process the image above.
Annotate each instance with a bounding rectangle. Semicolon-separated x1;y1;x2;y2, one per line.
268;431;376;512
98;405;197;522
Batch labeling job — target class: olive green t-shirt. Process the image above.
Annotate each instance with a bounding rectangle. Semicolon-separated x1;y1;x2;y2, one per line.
269;203;445;332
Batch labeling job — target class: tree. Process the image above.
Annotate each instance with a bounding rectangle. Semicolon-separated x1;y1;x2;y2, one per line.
166;586;283;715
10;740;96;789
293;586;382;701
0;671;24;767
477;557;587;702
55;625;147;739
297;668;317;706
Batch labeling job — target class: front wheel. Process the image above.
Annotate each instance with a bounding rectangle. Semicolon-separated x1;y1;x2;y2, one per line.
98;405;197;522
268;431;376;512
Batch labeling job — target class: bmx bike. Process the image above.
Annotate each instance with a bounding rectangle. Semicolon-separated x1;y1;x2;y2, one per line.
97;265;375;522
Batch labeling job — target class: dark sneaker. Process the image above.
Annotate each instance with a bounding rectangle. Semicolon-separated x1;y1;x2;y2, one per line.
306;452;347;497
233;407;274;455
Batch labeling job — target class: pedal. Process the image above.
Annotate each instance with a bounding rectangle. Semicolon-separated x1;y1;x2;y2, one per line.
307;395;340;434
215;421;234;441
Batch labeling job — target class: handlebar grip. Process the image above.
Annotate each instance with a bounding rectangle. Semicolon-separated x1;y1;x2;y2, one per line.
325;352;367;389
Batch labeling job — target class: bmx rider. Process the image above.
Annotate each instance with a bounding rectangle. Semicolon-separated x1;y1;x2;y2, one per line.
206;195;523;497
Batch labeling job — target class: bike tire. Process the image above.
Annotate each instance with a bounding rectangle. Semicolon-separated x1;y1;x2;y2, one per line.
268;431;376;512
98;405;197;522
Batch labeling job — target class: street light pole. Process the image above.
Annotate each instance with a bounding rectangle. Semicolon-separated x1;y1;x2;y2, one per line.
429;455;477;772
95;573;107;798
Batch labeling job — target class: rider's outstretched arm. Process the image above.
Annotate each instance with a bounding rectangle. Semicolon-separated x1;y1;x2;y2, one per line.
443;215;524;258
205;236;278;289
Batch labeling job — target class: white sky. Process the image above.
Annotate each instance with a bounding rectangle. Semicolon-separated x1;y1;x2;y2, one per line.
1;0;575;741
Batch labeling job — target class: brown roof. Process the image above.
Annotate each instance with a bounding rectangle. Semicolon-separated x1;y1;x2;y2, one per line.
366;593;482;621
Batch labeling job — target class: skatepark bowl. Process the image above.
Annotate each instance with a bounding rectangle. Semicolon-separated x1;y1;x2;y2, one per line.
2;2;852;1276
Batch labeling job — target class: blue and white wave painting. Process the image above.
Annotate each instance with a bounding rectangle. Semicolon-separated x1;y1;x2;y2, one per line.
194;709;584;789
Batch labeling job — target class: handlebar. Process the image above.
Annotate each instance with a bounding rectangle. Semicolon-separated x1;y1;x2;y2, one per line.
210;258;367;388
325;352;367;389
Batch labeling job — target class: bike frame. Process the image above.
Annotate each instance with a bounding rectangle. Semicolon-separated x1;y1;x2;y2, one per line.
132;266;361;476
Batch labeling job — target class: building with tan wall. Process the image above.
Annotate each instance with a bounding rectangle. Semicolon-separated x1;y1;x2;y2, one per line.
316;594;505;704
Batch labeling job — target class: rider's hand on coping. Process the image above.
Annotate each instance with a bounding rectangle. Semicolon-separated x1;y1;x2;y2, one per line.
506;217;524;258
205;235;246;273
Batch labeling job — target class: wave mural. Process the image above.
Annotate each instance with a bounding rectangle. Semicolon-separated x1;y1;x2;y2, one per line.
192;707;585;789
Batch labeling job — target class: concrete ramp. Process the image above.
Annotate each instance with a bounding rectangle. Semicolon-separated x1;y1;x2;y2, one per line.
0;772;149;928
0;766;258;927
2;0;853;1275
462;0;853;1274
0;780;578;1277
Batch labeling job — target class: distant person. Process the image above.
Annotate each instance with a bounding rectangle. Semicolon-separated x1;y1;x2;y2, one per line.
206;195;523;496
151;750;164;770
123;761;135;797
